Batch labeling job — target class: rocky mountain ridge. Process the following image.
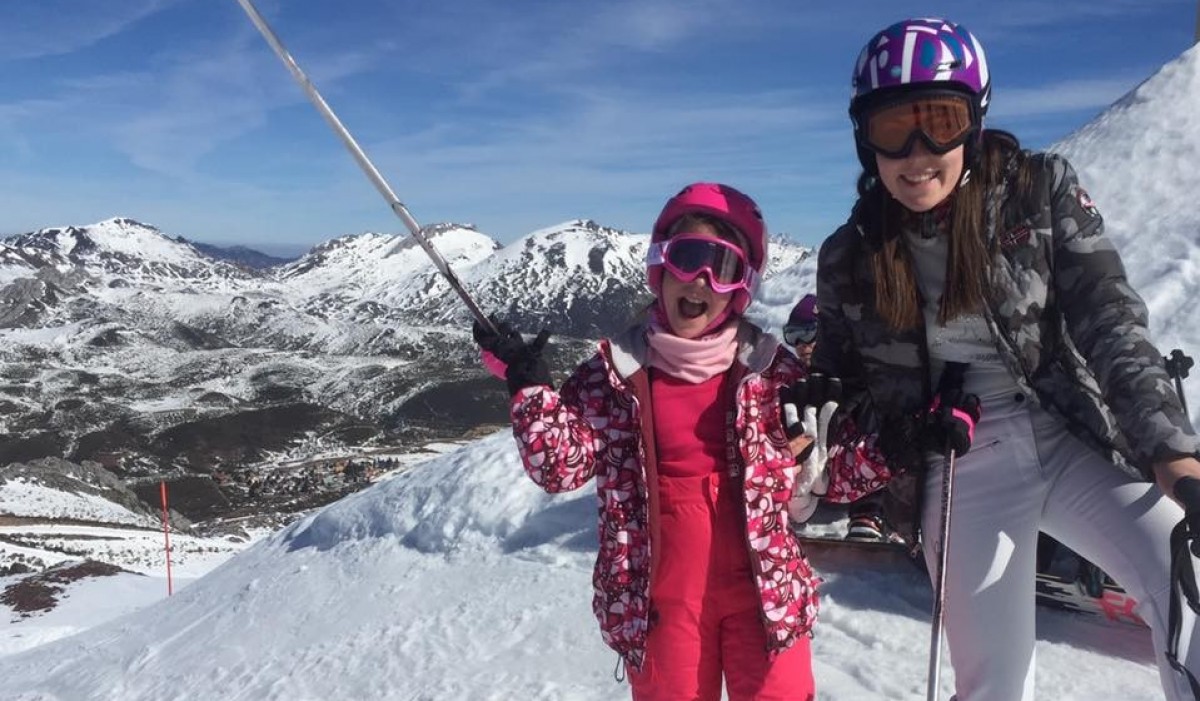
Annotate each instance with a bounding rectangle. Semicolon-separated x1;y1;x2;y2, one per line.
0;216;812;522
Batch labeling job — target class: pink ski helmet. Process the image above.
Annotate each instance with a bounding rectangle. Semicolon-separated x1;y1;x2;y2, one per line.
647;182;767;315
849;18;991;176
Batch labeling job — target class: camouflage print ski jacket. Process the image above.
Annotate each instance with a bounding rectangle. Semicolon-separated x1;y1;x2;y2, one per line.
508;319;886;670
814;148;1200;537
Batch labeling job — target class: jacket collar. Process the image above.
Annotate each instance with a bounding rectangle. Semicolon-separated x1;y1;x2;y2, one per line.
605;319;779;382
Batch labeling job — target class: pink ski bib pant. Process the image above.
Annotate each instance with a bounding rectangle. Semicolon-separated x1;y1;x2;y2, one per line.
629;471;814;701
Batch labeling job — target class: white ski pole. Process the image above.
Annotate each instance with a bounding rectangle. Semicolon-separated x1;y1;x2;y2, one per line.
927;445;957;701
927;361;969;701
233;0;497;334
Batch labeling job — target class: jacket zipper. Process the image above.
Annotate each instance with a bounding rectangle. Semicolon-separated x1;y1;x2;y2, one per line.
730;370;792;647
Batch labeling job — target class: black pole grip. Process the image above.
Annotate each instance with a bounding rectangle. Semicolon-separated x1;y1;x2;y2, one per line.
1167;349;1195;381
1175;475;1200;512
1176;476;1200;558
827;377;843;403
937;361;970;394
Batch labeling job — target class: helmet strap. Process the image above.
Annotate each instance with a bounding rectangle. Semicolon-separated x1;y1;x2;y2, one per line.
958;126;986;187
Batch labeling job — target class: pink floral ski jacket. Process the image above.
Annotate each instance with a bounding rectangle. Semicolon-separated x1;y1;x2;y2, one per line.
508;321;887;669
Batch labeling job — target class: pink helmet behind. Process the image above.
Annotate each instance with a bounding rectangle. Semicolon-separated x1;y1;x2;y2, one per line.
648;182;767;315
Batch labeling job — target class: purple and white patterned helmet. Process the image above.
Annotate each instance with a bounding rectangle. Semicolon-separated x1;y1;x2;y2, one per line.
852;18;990;106
848;18;992;174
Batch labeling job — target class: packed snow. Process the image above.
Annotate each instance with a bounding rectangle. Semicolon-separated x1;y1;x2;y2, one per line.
0;478;154;528
0;432;1160;700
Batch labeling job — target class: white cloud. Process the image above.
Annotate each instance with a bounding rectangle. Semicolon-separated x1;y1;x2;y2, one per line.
0;17;393;180
0;0;179;61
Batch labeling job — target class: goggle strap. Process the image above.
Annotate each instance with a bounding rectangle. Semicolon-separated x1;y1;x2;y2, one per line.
646;242;666;266
865;126;975;159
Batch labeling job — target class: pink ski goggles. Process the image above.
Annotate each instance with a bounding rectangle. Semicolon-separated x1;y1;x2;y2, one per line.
646;234;759;294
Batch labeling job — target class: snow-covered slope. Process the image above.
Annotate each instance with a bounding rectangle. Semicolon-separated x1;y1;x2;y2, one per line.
0;432;1159;700
0;459;162;528
1051;43;1200;379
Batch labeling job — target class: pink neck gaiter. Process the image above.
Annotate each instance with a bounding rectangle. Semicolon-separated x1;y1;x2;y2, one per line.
646;320;739;384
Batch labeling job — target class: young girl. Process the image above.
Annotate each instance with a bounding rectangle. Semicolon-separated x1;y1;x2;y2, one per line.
814;18;1200;700
474;182;884;700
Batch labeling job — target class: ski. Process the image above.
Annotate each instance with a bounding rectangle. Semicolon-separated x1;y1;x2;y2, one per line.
797;533;921;564
1033;571;1145;627
796;535;1146;628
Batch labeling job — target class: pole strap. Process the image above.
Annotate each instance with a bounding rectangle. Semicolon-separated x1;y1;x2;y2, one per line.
1167;520;1200;699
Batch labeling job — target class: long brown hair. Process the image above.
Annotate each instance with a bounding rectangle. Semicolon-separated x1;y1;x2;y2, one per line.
859;130;1026;331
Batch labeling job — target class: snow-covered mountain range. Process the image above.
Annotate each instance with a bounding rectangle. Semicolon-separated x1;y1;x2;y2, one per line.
0;214;812;520
1;216;808;343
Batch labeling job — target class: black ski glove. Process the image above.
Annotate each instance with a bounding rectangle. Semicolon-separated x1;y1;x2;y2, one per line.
924;363;981;457
1176;476;1200;555
472;316;553;396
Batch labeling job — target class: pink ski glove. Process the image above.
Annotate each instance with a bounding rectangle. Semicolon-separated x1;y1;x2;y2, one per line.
481;349;507;380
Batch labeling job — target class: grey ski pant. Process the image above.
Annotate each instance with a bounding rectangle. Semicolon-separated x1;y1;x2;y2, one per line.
920;400;1198;701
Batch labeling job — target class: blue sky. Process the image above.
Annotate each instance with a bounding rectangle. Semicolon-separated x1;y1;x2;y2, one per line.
0;0;1194;255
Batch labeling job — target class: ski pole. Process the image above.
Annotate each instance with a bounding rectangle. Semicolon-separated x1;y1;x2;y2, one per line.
233;0;497;335
926;446;956;701
927;361;969;701
1165;349;1194;420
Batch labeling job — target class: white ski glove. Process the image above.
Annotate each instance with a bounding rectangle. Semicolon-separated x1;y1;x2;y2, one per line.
786;400;838;523
780;373;842;525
